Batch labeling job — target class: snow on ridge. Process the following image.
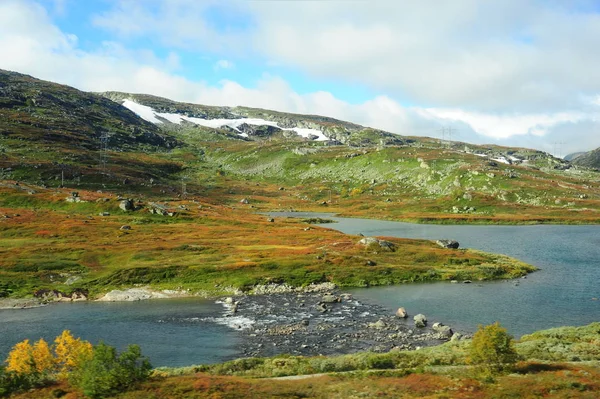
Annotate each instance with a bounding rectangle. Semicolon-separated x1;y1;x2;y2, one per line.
122;99;162;124
121;99;329;141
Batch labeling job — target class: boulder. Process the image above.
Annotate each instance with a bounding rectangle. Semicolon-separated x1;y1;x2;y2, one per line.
414;314;427;328
451;332;463;342
119;225;132;231
432;322;453;338
358;237;396;251
321;293;340;303
395;307;408;318
119;199;134;211
436;239;460;249
240;198;249;204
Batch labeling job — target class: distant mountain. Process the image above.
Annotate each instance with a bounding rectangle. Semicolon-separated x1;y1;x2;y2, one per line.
570;148;600;169
564;152;586;161
100;91;410;147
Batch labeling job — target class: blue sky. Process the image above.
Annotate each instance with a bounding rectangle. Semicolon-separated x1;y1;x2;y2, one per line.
2;0;600;154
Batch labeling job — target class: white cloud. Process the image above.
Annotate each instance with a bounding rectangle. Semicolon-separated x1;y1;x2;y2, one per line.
2;0;600;156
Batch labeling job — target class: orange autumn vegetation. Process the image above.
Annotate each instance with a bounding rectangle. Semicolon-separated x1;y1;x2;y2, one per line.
0;184;535;298
9;363;600;399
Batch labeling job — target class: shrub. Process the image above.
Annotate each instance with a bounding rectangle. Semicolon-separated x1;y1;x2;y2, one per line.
469;322;518;372
70;342;151;398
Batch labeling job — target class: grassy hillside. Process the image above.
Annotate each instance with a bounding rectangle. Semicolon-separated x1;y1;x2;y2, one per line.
0;70;181;187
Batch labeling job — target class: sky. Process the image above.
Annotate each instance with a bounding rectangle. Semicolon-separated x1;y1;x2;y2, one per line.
1;0;600;156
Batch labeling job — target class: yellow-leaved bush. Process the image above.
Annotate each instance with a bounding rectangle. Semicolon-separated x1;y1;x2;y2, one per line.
4;330;92;378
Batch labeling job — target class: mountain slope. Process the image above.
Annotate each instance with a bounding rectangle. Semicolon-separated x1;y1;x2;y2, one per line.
100;91;409;146
570;147;600;169
0;70;181;185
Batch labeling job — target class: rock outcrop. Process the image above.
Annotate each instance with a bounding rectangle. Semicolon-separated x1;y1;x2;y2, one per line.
436;239;460;249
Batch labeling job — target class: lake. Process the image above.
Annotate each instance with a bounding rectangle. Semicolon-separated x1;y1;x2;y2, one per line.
272;212;600;337
1;213;598;366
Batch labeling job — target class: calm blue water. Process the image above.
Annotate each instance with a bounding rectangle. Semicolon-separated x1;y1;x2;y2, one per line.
272;212;600;338
0;298;241;367
1;214;598;366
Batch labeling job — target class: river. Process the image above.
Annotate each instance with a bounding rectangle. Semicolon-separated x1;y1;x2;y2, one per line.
1;213;598;367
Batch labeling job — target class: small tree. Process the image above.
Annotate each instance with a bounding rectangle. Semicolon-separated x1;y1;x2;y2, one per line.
54;330;93;378
5;339;35;375
469;322;518;372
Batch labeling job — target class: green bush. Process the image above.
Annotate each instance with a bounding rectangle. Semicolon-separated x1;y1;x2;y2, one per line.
70;343;151;398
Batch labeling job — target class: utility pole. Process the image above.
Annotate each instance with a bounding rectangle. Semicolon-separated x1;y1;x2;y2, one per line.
439;126;457;148
99;131;112;177
553;142;565;158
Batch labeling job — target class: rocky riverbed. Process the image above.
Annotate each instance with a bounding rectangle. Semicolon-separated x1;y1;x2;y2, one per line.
211;289;467;358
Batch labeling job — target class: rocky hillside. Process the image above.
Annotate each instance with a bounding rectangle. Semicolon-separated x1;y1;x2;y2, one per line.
570;147;600;169
100;91;408;147
0;70;180;185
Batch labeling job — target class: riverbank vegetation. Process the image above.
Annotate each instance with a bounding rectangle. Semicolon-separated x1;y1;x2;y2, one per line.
0;184;535;300
1;331;151;398
3;323;599;398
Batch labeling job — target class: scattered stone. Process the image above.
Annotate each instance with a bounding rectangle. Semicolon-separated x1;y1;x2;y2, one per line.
369;319;387;329
240;198;249;204
321;293;340;303
463;280;472;284
119;225;131;231
436;239;460;249
366;259;377;266
414;314;427;328
267;218;275;223
395;307;408;318
99;212;110;217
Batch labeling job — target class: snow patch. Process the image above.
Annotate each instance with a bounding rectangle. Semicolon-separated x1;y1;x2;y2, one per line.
121;99;329;141
122;100;162;124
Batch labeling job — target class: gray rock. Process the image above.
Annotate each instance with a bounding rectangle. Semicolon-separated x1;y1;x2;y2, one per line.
414;314;427;328
119;225;131;231
358;237;396;251
369;319;387;329
240;198;250;204
395;307;408;318
119;199;135;212
321;293;340;303
436;239;460;249
451;332;463;342
432;322;453;338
